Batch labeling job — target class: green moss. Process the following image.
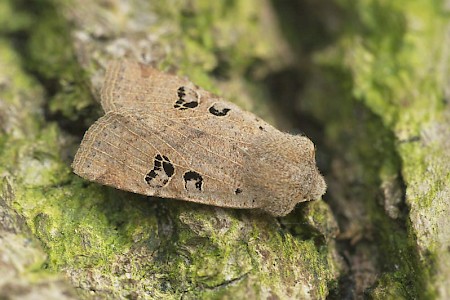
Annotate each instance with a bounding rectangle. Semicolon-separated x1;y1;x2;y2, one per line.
368;273;410;300
0;0;350;298
0;0;33;33
23;0;93;122
303;66;428;298
0;40;45;137
0;38;79;294
154;0;277;76
336;1;448;296
344;0;446;134
291;0;449;298
147;206;335;298
151;0;283;122
280;19;428;299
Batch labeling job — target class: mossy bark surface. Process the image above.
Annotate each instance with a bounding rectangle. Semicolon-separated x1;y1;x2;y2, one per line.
0;0;448;299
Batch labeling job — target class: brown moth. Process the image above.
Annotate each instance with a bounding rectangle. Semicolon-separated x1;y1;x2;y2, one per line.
72;60;326;216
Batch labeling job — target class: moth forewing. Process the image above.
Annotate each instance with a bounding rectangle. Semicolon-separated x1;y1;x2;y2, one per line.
73;60;326;216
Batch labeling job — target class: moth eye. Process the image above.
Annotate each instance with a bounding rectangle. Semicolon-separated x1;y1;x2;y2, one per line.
174;86;199;110
183;171;203;192
145;154;175;188
209;103;231;116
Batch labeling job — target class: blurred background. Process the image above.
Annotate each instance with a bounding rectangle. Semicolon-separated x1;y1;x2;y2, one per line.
0;0;449;299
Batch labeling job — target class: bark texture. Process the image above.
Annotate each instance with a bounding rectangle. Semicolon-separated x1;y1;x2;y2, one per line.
0;0;448;299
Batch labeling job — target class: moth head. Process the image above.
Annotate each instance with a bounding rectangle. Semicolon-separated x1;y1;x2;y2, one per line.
246;133;326;216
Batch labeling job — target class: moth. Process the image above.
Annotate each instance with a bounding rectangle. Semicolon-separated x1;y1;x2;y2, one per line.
72;60;326;216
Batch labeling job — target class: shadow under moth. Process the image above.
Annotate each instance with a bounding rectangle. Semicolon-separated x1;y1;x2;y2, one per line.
72;60;326;216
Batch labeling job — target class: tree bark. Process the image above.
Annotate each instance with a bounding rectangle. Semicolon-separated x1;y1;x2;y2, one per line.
0;0;448;299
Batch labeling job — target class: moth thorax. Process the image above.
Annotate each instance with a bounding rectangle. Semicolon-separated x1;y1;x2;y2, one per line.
245;133;326;216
